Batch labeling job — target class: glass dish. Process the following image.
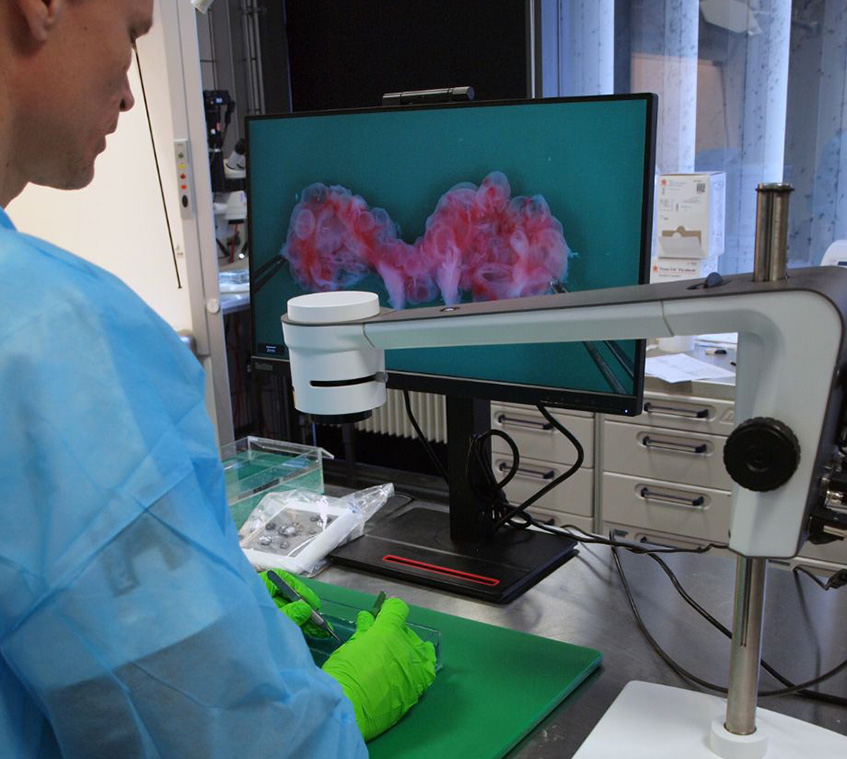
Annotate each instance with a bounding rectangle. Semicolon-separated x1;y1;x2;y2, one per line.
221;436;332;529
306;597;443;672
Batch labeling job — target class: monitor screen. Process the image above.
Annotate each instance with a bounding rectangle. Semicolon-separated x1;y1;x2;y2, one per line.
248;94;656;415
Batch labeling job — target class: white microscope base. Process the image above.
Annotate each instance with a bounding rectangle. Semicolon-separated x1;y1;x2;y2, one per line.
572;681;847;759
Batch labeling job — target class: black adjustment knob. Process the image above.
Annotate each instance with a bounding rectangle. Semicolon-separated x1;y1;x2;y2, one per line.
723;417;800;492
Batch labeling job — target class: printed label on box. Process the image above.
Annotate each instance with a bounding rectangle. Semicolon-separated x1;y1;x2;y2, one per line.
656;173;726;258
650;256;719;283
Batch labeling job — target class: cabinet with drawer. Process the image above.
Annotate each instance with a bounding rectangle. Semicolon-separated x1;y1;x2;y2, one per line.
602;473;732;544
602;421;731;492
635;394;736;435
489;384;847;570
490;403;594;530
599;389;734;545
490;405;594;466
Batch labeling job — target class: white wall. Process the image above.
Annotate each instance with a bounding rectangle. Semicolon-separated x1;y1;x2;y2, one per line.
7;0;234;445
8;7;191;332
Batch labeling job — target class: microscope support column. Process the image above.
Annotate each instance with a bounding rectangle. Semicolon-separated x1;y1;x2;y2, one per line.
724;557;768;735
714;183;794;754
283;180;847;757
752;183;792;284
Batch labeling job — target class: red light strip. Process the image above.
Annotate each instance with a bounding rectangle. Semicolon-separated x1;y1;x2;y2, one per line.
382;554;500;586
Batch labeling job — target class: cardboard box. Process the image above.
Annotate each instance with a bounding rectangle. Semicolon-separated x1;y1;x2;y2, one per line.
650;256;720;283
657;172;726;258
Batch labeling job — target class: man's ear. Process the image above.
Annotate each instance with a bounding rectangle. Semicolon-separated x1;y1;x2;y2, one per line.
13;0;65;43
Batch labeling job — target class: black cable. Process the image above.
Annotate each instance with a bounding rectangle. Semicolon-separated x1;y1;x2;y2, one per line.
610;541;847;701
402;396;587;536
466;427;524;530
401;390;449;484
760;658;847;698
793;565;847;591
556;284;634;382
252;256;286;294
134;47;182;289
442;391;847;703
605;340;636;379
752;661;846;699
534;520;847;701
402;389;847;703
581;340;627;394
485;405;585;535
535;520;847;698
532;519;724;556
611;543;729;692
794;565;830;589
402;396;584;537
646;552;847;706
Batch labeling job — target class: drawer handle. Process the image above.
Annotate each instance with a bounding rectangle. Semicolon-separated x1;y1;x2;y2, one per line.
639;486;706;508
641;436;708;455
498;462;556;480
496;413;553;431
643;402;710;419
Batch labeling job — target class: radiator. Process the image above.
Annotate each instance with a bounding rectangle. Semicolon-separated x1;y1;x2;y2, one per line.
355;390;448;443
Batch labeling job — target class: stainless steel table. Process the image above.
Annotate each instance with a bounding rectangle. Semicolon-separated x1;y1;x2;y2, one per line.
318;504;847;757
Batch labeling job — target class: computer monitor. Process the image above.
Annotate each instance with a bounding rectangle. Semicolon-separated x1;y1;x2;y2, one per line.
247;94;657;602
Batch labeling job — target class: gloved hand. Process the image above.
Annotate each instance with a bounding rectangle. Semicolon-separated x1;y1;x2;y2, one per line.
258;569;333;639
321;597;437;741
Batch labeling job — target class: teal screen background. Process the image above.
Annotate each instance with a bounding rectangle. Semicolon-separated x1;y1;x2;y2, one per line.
248;96;652;411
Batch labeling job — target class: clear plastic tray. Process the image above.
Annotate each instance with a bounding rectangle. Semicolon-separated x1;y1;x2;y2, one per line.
219;268;250;286
306;597;443;671
221;437;332;529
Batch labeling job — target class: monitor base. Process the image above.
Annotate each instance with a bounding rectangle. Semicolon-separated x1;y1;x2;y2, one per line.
329;506;577;604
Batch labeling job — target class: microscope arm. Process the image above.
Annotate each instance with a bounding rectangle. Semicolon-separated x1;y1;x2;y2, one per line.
283;268;847;559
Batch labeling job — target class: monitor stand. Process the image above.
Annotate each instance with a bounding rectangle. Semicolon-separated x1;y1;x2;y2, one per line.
329;396;578;604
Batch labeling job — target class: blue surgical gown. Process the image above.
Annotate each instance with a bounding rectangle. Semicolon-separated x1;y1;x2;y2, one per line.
0;207;367;758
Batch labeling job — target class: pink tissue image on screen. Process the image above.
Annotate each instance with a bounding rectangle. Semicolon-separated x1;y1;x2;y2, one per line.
281;171;570;309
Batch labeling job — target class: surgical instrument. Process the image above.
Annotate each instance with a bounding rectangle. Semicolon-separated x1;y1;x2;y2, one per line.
265;570;345;646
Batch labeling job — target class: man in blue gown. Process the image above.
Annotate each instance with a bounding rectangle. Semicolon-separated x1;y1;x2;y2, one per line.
0;2;433;756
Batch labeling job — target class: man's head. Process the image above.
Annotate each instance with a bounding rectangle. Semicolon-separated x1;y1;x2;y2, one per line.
0;0;154;204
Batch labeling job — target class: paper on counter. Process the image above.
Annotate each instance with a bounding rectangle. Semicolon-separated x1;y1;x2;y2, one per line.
646;353;735;384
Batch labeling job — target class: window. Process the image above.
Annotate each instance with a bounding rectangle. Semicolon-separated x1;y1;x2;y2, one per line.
540;0;847;273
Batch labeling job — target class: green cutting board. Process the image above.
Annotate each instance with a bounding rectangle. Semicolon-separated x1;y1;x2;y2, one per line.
303;578;602;759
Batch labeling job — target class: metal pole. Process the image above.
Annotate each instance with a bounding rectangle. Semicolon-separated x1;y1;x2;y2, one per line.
753;183;793;282
725;557;768;734
526;0;539;98
722;182;793;737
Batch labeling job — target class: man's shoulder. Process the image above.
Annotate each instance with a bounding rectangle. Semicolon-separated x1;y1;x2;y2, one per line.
0;225;158;336
0;223;129;291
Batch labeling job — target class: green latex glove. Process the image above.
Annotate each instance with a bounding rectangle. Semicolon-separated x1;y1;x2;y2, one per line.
322;597;437;742
258;569;332;639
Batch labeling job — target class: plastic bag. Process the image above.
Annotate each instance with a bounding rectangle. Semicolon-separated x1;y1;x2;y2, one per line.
239;484;393;576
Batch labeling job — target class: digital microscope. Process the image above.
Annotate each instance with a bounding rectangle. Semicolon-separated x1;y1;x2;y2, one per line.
282;186;847;757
